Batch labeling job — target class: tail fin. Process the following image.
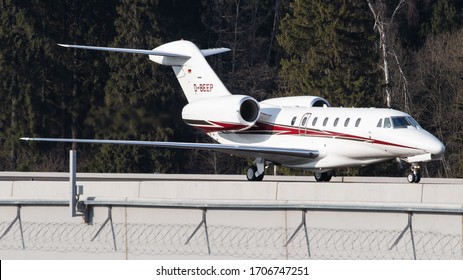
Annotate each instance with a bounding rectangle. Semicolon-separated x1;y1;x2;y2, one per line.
150;40;231;103
59;40;231;103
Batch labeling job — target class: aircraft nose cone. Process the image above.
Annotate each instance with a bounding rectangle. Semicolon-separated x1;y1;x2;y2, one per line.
427;139;445;155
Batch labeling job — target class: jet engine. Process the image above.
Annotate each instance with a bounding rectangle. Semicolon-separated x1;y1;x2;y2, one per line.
182;95;260;132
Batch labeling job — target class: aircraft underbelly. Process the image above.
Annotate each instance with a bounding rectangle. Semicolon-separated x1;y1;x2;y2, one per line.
212;132;414;169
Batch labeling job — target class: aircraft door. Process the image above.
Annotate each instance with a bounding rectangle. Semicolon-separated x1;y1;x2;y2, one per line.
298;113;311;135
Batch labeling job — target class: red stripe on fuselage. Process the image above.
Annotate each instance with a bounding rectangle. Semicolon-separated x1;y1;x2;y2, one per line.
239;121;417;150
188;120;417;150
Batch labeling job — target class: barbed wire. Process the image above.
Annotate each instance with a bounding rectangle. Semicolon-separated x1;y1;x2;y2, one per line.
1;221;461;259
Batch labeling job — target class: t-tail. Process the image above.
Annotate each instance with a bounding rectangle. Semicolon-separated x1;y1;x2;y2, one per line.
59;40;260;132
59;40;232;103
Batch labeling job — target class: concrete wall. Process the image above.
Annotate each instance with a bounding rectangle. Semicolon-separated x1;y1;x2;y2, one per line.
0;173;462;259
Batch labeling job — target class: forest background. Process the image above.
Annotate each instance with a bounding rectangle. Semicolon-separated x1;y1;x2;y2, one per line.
1;0;462;178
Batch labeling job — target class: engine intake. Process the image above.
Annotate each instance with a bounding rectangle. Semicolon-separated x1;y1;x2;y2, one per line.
240;98;260;122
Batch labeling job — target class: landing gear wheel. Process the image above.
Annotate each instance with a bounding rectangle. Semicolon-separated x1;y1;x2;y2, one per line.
314;172;323;182
246;166;264;181
314;171;333;182
407;173;416;183
414;172;421;183
407;164;422;184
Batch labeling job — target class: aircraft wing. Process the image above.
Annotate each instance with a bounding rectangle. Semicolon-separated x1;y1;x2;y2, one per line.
20;138;319;165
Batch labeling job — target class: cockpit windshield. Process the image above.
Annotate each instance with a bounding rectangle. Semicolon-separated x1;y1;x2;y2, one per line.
391;116;421;129
377;116;422;129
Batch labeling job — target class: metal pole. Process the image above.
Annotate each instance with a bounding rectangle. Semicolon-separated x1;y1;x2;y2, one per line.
285;210;311;257
70;150;77;217
185;209;211;254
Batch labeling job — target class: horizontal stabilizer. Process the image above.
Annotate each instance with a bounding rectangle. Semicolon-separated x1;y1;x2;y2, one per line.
58;44;191;58
21;137;319;165
200;48;231;57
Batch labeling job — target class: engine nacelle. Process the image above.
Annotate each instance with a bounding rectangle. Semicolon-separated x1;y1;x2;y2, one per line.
182;95;260;132
261;96;330;108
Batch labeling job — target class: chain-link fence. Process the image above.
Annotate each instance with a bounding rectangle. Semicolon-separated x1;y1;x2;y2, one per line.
1;220;462;259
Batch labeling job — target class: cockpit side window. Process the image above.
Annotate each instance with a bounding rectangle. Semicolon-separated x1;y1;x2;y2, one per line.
383;118;392;128
377;119;382;128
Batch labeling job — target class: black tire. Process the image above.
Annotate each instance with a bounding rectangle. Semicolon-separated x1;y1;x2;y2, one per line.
314;171;332;182
407;173;416;183
246;166;264;181
414;173;422;183
246;166;258;181
323;172;332;182
314;172;324;182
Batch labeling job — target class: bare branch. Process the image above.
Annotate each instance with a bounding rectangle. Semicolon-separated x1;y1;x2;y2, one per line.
391;0;407;24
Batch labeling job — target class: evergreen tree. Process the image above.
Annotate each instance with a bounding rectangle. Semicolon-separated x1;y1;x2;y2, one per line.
428;0;461;34
277;0;381;107
0;0;117;171
85;0;182;173
0;0;36;170
190;0;281;174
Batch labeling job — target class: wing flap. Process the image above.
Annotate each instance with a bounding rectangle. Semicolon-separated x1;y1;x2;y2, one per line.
21;137;318;165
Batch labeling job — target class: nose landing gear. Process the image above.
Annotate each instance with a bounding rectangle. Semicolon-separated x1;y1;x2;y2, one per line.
407;164;422;183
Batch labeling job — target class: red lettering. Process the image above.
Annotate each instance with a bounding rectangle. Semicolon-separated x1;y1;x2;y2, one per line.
193;84;214;93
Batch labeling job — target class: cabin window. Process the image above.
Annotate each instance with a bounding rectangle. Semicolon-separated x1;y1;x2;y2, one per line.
323;117;329;126
377;119;382;127
334;118;339;127
344;118;350;127
355;118;361;127
383;117;392;128
291;116;297;126
301;117;307;127
312;117;318;126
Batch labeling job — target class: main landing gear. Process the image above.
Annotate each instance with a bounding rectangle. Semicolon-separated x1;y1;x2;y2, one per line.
314;171;333;182
246;165;264;181
246;158;265;181
407;164;422;183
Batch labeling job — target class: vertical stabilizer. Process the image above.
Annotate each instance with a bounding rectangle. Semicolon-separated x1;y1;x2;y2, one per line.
149;40;231;103
58;40;231;104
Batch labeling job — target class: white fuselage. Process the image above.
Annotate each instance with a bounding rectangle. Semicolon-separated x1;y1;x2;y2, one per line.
51;40;445;179
208;102;444;171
